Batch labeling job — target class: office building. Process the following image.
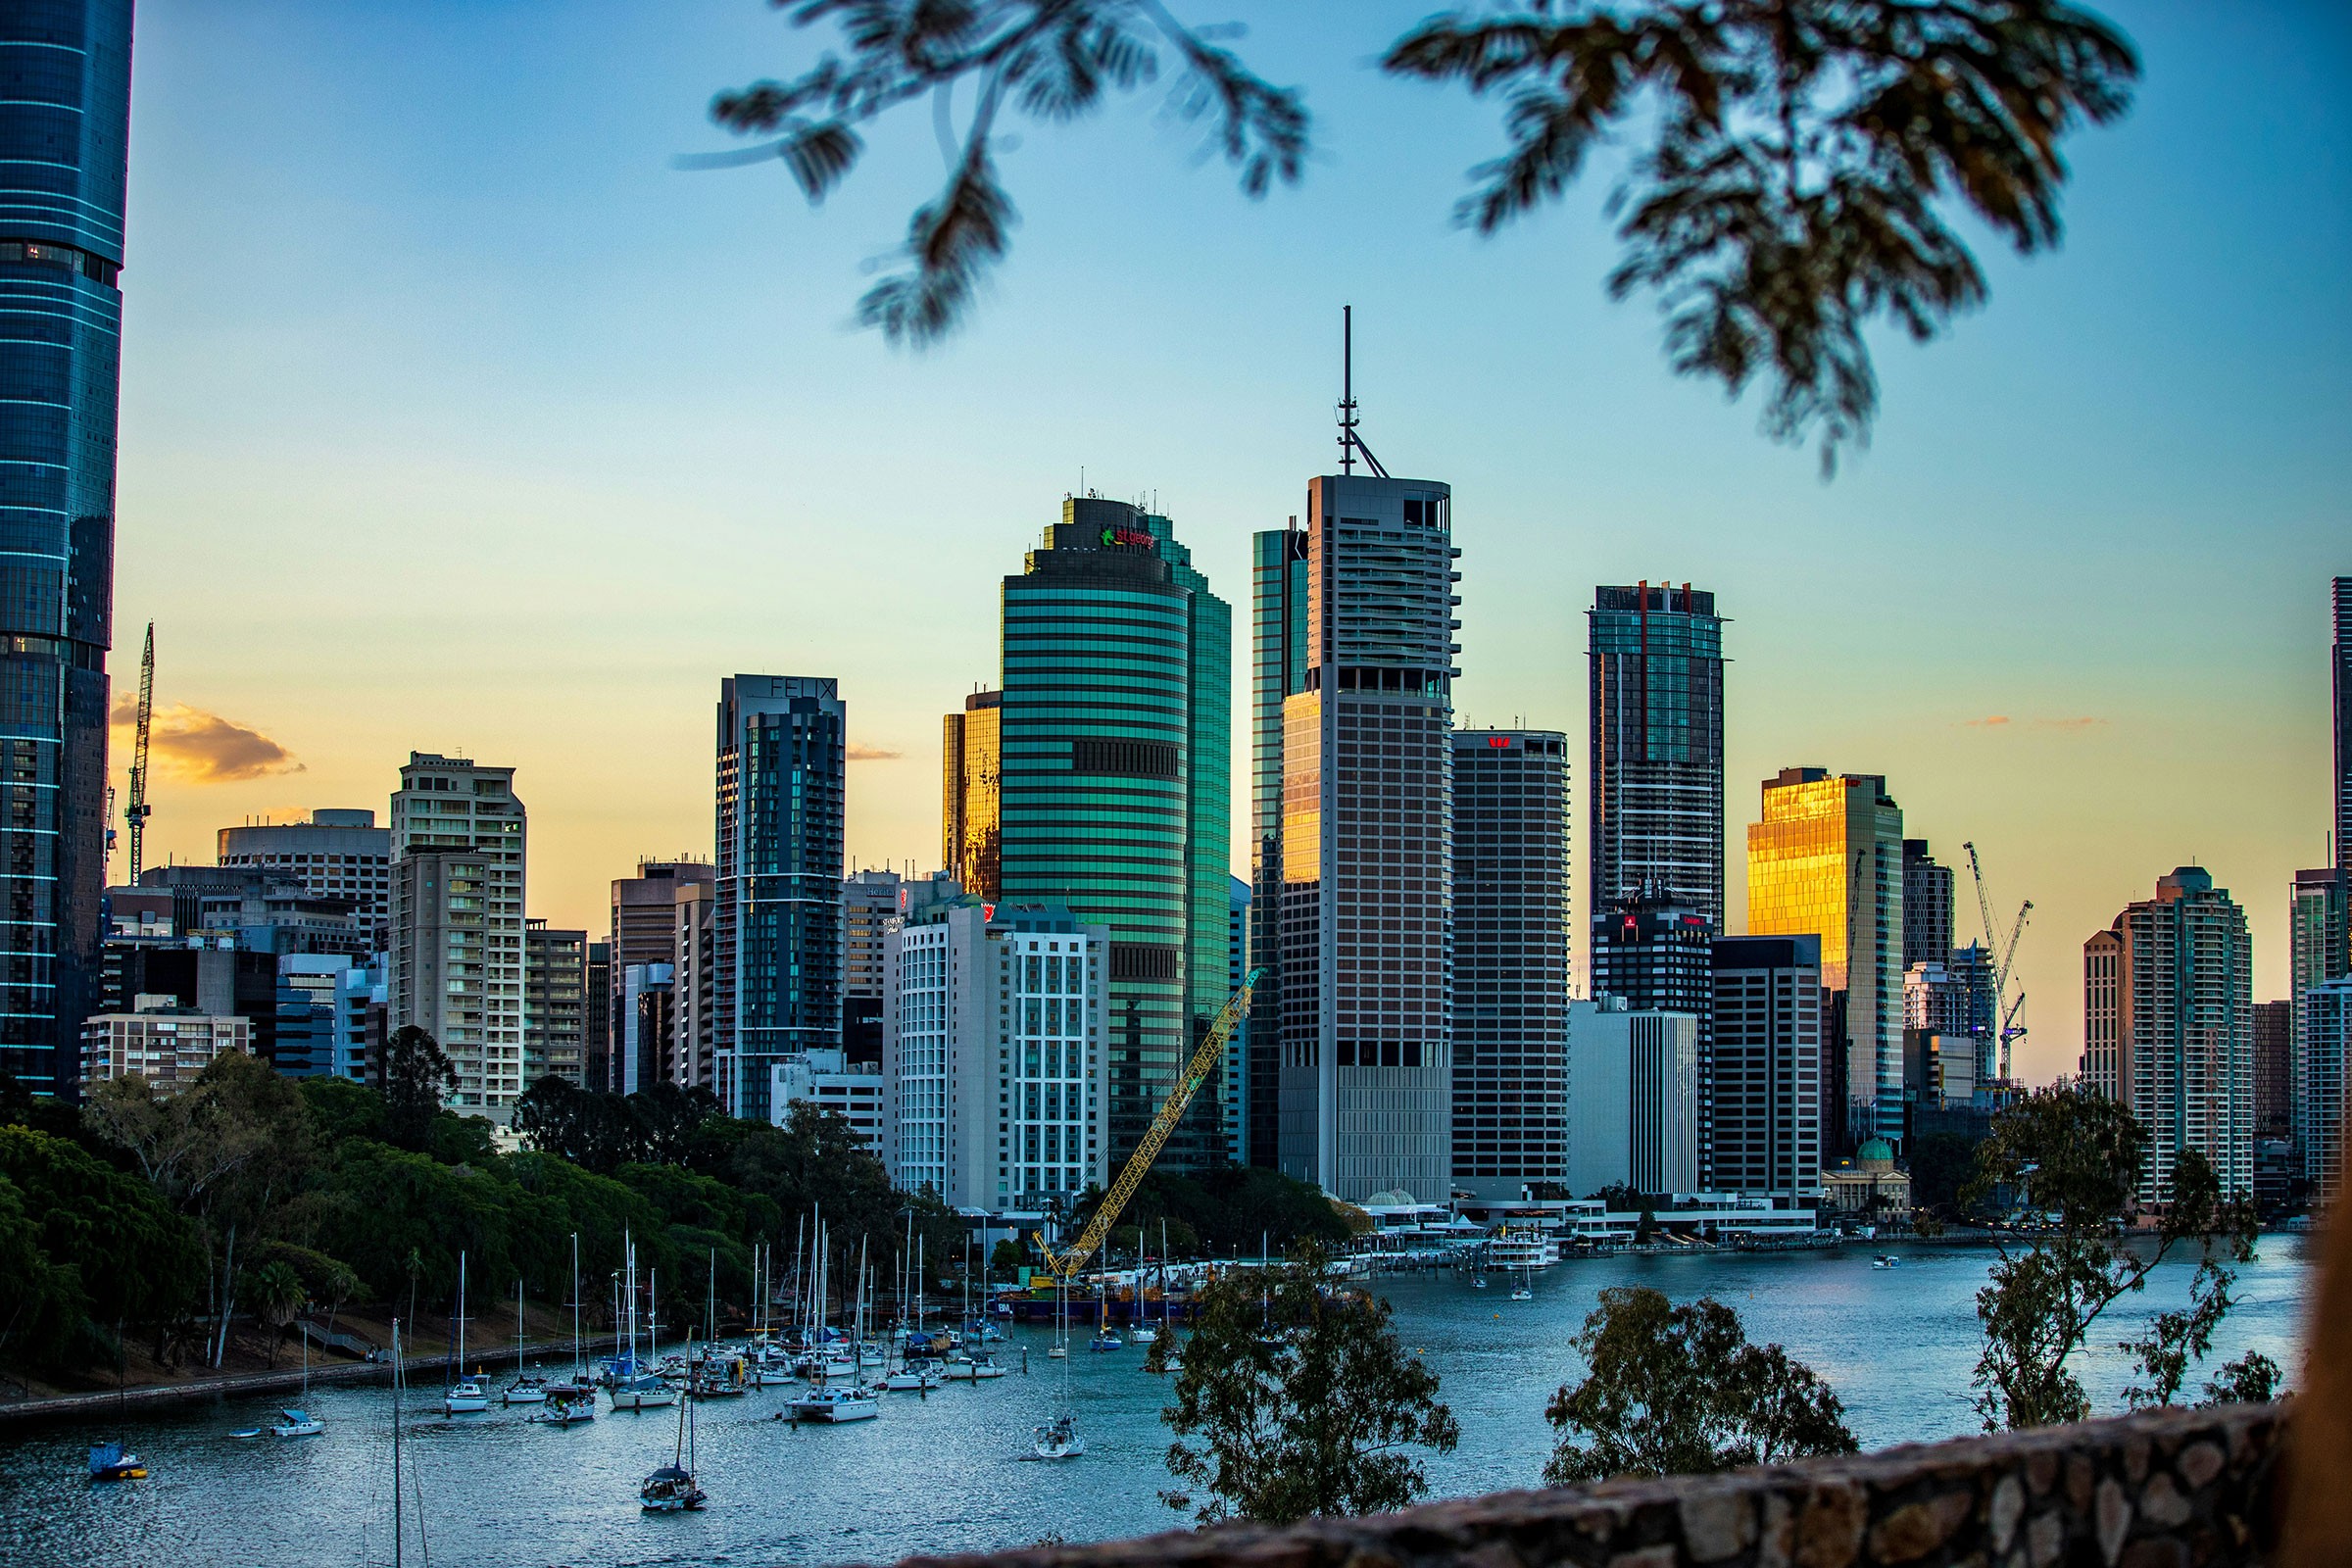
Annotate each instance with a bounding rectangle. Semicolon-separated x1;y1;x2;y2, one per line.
1451;728;1571;1200
715;676;845;1122
2335;576;2350;874
218;809;394;944
584;941;612;1088
1588;583;1726;966
670;880;716;1090
1903;1029;1977;1110
1247;523;1309;1169
275;954;380;1081
942;693;1002;900
97;943;278;1060
0;0;133;1096
1272;474;1461;1201
882;901;1108;1207
608;860;713;1091
1591;887;1714;1180
771;1046;885;1151
524;920;587;1087
1565;999;1699;1198
1901;840;1953;971
998;498;1228;1172
2252;999;2292;1143
2082;866;2254;1202
1225;874;1250;1164
1747;767;1905;1152
134;863;370;956
388;754;527;1113
2304;979;2352;1202
81;999;251;1094
618;961;675;1095
1710;935;1824;1201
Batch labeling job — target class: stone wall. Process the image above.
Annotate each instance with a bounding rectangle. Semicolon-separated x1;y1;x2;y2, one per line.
888;1402;2283;1568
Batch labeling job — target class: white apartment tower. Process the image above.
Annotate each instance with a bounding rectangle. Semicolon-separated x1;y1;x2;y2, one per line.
388;753;527;1114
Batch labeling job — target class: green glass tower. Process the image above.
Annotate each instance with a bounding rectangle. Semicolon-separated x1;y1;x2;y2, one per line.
1000;496;1231;1173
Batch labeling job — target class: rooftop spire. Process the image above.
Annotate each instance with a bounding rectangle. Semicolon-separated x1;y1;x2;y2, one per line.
1337;305;1389;479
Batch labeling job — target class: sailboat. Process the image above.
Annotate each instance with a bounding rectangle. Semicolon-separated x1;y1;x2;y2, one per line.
784;1239;879;1422
386;1318;437;1559
270;1298;324;1436
504;1278;548;1403
1509;1265;1534;1302
443;1253;489;1413
1032;1269;1082;1459
1087;1270;1122;1351
639;1339;710;1512
612;1240;678;1411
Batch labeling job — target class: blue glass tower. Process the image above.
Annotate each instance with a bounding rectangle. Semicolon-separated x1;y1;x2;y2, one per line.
0;1;130;1094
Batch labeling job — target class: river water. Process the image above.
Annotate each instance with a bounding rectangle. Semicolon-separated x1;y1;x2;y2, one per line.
0;1238;2315;1567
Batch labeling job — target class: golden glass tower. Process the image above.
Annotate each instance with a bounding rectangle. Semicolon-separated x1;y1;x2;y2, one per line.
1746;766;1904;1152
942;690;1002;901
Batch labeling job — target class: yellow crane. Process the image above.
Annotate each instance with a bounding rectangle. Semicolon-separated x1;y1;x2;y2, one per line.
1032;966;1262;1285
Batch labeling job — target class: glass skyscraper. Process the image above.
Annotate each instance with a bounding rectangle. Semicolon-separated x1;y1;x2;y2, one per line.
998;497;1229;1171
1247;523;1308;1168
0;0;131;1093
714;675;845;1122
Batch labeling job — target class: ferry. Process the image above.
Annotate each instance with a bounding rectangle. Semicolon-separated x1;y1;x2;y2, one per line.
1486;1231;1561;1271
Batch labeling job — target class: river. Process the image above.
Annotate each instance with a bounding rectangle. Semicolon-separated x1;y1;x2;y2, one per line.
0;1237;2315;1567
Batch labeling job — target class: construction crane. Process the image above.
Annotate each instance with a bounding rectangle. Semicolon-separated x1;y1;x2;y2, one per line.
123;622;155;882
1033;967;1262;1285
1962;841;2033;1083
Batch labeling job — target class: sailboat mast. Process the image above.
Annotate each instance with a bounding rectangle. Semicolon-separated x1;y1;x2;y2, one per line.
392;1317;404;1568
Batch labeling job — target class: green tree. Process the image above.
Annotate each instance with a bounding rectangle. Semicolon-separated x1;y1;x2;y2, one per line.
298;1076;388;1146
1152;1250;1458;1524
381;1026;457;1152
708;1;2134;466
1544;1286;1855;1484
0;1173;85;1370
2203;1351;2280;1406
1965;1084;2258;1431
251;1261;307;1368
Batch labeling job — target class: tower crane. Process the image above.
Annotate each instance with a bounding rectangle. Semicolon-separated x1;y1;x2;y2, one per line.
1962;841;2032;1083
1033;968;1262;1285
124;622;155;883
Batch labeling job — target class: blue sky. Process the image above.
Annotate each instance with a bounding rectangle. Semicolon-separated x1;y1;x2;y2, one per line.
116;1;2350;1077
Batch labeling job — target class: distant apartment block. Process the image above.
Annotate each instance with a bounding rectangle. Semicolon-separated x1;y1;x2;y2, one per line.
219;808;393;944
388;754;527;1113
82;999;251;1093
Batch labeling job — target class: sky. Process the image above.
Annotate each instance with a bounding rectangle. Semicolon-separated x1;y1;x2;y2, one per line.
113;1;2349;1083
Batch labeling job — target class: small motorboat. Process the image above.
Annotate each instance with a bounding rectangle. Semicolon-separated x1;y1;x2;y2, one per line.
1872;1254;1900;1269
1471;1275;1488;1290
1047;1345;1068;1360
227;1427;263;1440
1031;1412;1084;1460
442;1377;490;1414
1509;1286;1534;1301
271;1407;324;1438
88;1444;146;1481
640;1464;707;1512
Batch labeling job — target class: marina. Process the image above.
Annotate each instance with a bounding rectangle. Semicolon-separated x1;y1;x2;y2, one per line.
0;1238;2311;1568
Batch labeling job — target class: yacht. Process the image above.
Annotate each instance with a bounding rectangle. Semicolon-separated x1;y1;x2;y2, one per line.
536;1385;597;1425
611;1371;679;1411
270;1407;324;1438
1031;1411;1084;1460
87;1444;145;1482
785;1383;880;1422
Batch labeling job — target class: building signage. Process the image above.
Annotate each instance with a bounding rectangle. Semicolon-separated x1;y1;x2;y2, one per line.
1099;525;1154;548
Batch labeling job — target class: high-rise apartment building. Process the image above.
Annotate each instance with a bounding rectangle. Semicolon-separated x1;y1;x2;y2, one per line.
2303;979;2352;1202
942;693;1002;900
670;880;716;1089
1273;474;1461;1201
1591;887;1714;1181
882;901;1108;1207
842;868;901;1066
2081;866;2254;1202
274;954;381;1082
1248;523;1310;1169
218;810;393;946
1747;767;1905;1152
2252;999;2292;1143
523;919;586;1087
2334;576;2350;873
1565;999;1699;1198
1225;874;1250;1165
1450;729;1571;1200
2290;866;2349;1172
608;859;712;1092
998;498;1228;1172
0;0;133;1094
388;754;527;1113
1710;935;1824;1200
1588;584;1726;960
714;675;845;1122
1901;839;1954;972
584;942;611;1086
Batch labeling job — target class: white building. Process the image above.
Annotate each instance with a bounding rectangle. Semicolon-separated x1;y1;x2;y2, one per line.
770;1047;885;1152
1566;998;1699;1198
82;997;251;1092
388;754;527;1116
884;902;1108;1208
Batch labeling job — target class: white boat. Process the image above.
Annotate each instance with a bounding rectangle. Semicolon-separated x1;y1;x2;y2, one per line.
1487;1229;1561;1271
270;1407;323;1438
639;1358;708;1512
785;1384;880;1422
1509;1285;1534;1301
1131;1324;1157;1344
1031;1411;1084;1459
504;1278;546;1402
944;1352;1005;1381
881;1364;941;1392
611;1372;679;1411
1873;1254;1900;1269
1047;1345;1068;1359
535;1386;597;1425
443;1377;490;1414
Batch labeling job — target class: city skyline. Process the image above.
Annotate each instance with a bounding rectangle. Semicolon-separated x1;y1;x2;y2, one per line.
108;0;2349;1080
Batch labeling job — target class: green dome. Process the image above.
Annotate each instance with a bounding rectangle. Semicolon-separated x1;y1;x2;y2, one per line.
1857;1138;1894;1161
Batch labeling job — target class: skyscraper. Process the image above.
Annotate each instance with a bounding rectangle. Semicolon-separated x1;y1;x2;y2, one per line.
2303;979;2352;1203
1248;522;1309;1168
714;676;845;1122
0;0;132;1094
608;859;712;1092
523;919;586;1087
1565;999;1699;1198
2334;576;2350;872
997;497;1228;1172
842;867;903;1066
2252;999;2292;1144
388;754;526;1114
1274;473;1461;1201
1710;935;1824;1201
1450;729;1571;1200
1225;873;1250;1165
1588;583;1726;964
2081;866;2254;1202
1901;839;1954;972
1746;767;1905;1152
1591;888;1714;1180
942;692;1002;900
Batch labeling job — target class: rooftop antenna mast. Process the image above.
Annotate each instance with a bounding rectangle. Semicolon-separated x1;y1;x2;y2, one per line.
124;621;155;883
1338;306;1389;479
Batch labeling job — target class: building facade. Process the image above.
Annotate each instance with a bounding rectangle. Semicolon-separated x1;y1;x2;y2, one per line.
1450;728;1571;1200
387;753;526;1113
1709;935;1824;1201
1588;583;1726;967
2082;866;2255;1202
608;859;712;1092
1248;522;1309;1169
275;954;380;1082
218;809;393;945
1591;887;1714;1180
1901;839;1954;972
1225;873;1250;1164
82;1000;250;1093
1565;999;1699;1199
2335;577;2350;875
0;0;132;1096
998;498;1227;1172
770;1046;885;1151
714;675;845;1122
1746;767;1905;1152
1274;475;1460;1201
2251;999;2292;1144
2303;978;2352;1203
942;693;1002;900
523;919;586;1087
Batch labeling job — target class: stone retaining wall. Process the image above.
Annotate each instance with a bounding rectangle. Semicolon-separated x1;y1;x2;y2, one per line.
888;1402;2283;1568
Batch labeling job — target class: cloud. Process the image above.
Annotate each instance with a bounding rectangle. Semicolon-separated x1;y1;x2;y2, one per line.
846;742;904;761
1960;713;2106;733
1964;715;2012;727
110;700;304;782
2034;716;2105;731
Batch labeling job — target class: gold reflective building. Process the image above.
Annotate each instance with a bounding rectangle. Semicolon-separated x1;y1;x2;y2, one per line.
1745;766;1904;1153
942;691;1001;900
